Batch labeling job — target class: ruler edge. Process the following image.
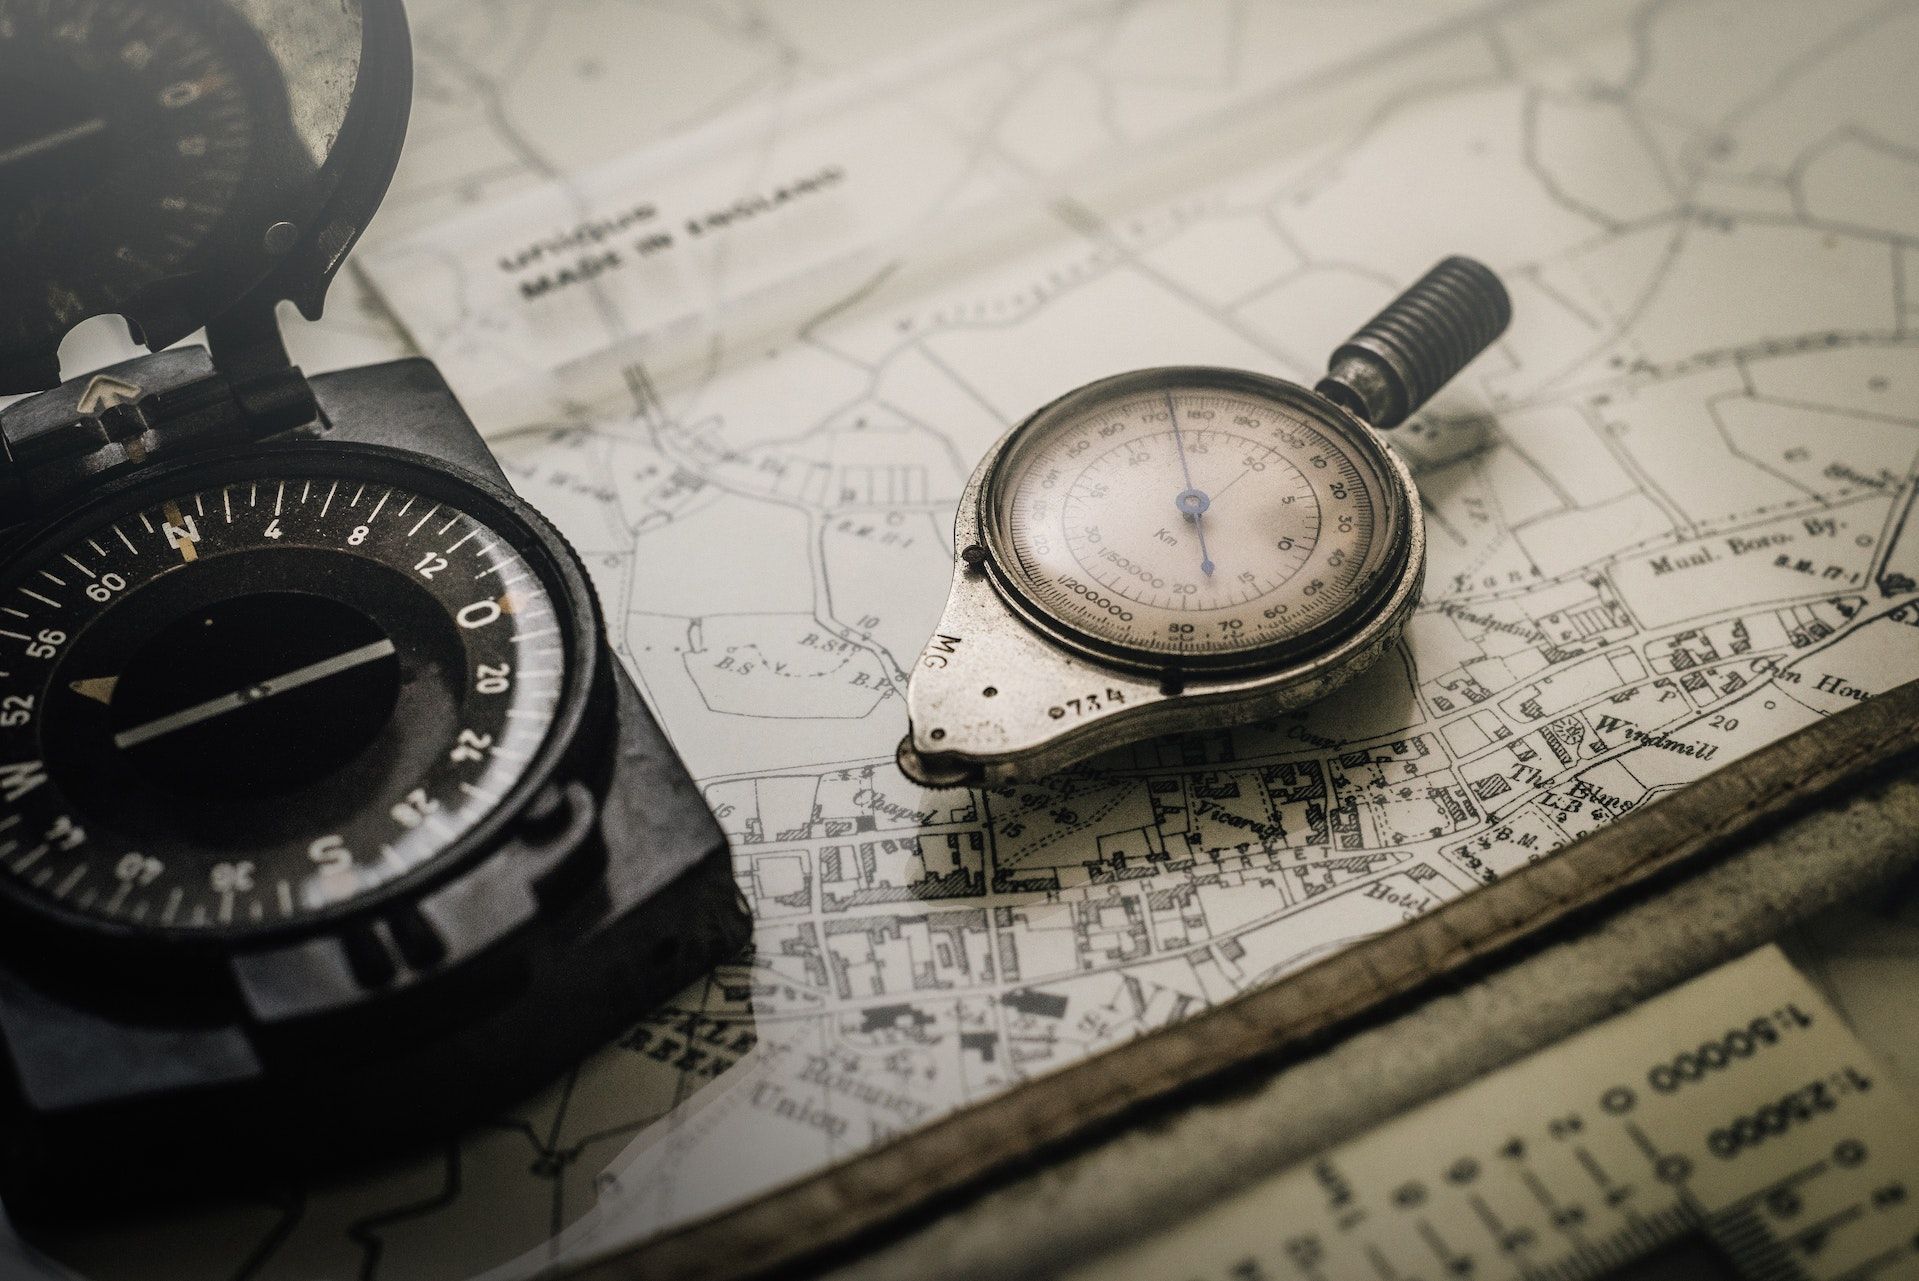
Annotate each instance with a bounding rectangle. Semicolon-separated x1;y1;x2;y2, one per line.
1077;944;1894;1281
562;680;1919;1281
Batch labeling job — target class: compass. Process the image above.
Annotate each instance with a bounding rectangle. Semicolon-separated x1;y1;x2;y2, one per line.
899;257;1510;786
0;452;585;937
0;0;747;1219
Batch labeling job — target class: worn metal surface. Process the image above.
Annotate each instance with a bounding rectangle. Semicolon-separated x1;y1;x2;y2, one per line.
559;678;1919;1281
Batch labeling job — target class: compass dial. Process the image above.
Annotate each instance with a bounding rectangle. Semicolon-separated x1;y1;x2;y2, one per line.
985;369;1412;668
0;0;289;369
0;452;590;938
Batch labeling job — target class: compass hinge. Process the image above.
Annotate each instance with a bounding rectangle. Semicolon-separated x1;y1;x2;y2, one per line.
205;297;322;438
222;363;321;438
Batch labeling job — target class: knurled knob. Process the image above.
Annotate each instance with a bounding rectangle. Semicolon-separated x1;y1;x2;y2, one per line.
1316;256;1510;430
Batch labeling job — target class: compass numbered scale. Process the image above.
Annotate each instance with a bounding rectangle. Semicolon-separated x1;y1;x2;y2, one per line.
900;258;1511;786
0;453;584;934
0;0;747;1217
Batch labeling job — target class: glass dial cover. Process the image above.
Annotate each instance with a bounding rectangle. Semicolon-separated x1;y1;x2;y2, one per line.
985;368;1412;671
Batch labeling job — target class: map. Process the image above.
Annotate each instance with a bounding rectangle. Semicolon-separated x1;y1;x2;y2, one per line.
10;0;1919;1278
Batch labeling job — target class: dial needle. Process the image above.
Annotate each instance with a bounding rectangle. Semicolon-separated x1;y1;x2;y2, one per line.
0;117;107;168
111;639;396;751
1166;391;1215;576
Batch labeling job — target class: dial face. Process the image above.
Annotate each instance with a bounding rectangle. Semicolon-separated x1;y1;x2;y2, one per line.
0;0;286;361
986;371;1409;667
0;456;584;938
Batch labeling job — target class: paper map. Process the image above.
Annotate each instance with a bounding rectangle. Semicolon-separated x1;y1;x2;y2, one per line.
10;1;1919;1277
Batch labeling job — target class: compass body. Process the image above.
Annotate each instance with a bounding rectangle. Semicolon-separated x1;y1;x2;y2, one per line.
0;360;748;1222
900;258;1510;786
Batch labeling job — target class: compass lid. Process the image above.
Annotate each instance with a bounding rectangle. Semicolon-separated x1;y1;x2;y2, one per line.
0;0;413;395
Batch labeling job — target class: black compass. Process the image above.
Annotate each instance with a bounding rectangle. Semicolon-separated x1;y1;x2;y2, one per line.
0;0;747;1220
1;454;588;937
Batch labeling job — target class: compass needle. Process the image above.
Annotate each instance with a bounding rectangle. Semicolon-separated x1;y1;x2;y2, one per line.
112;638;397;751
1165;390;1216;577
0;117;107;168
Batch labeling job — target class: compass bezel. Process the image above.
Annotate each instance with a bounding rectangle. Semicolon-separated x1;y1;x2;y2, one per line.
978;366;1418;678
0;441;608;957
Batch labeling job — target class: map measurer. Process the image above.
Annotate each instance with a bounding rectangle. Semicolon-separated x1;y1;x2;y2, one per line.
899;257;1510;787
0;0;746;1216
